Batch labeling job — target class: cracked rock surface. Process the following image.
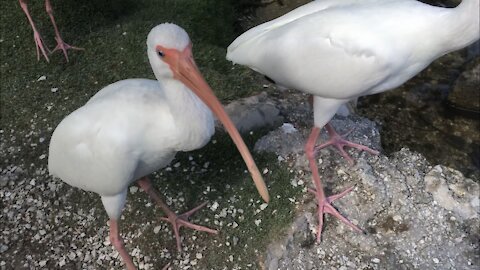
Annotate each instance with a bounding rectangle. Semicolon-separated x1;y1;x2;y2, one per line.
254;94;479;270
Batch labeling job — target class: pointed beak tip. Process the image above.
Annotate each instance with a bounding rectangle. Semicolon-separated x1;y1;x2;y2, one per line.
252;172;269;203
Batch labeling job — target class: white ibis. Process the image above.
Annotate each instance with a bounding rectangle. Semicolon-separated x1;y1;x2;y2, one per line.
19;0;82;62
227;0;479;241
48;23;269;269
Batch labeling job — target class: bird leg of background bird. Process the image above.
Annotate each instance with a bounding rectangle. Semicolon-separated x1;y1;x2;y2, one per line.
137;177;218;251
45;0;83;62
315;123;379;165
305;127;363;242
108;219;137;270
18;0;50;62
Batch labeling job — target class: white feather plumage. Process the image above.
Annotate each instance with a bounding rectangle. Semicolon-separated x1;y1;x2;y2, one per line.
227;0;479;127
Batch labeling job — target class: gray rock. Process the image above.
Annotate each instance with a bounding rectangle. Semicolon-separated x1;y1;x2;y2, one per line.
467;40;480;60
217;92;283;133
258;114;479;270
257;122;480;270
425;165;479;220
255;114;381;159
447;56;480;115
255;123;305;157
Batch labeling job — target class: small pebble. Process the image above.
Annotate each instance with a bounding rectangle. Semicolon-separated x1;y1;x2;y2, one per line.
130;186;139;194
259;203;268;210
210;201;219;211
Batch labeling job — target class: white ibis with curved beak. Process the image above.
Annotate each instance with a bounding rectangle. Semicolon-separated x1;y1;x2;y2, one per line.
49;23;269;269
227;0;479;241
19;0;82;62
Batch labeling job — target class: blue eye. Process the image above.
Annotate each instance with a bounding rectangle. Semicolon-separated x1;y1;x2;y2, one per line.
157;50;165;57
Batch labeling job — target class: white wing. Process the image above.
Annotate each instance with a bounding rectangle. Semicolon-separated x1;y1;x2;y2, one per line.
227;0;437;100
227;0;399;54
48;79;178;196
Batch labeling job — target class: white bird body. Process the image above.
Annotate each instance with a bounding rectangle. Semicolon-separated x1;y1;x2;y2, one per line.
49;24;269;269
227;0;480;127
49;79;213;204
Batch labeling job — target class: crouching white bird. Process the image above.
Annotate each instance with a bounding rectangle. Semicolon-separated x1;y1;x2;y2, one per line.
227;0;479;242
49;23;269;270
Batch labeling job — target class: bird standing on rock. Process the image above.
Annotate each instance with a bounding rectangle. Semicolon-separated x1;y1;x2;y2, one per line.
227;0;479;241
48;23;269;270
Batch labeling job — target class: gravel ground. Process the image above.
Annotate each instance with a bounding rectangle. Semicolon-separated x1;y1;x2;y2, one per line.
1;88;478;270
0;89;302;269
2;0;478;269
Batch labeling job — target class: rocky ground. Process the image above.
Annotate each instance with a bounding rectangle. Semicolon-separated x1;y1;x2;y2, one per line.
2;0;479;269
2;88;479;270
2;45;478;270
3;84;478;270
221;85;479;270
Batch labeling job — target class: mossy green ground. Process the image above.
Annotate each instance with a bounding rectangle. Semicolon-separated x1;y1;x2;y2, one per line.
1;0;302;268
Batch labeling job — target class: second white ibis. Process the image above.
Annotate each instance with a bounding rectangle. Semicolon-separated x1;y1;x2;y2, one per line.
227;0;479;241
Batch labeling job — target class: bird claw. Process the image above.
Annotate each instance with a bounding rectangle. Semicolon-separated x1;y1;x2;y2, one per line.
51;36;84;62
137;178;218;252
32;30;50;62
315;124;379;165
160;202;218;251
312;186;362;242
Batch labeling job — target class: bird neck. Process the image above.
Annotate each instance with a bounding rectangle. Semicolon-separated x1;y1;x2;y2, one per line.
160;78;214;129
162;78;211;115
159;78;215;151
440;0;479;54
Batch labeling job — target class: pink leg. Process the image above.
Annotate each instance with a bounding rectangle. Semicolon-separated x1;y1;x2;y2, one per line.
45;0;83;61
18;0;50;62
315;123;379;165
109;219;137;270
305;127;363;242
137;177;218;251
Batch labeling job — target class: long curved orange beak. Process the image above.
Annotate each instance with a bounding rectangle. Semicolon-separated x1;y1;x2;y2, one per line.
158;44;269;203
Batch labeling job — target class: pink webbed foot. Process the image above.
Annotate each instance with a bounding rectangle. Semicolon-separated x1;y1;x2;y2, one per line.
45;0;83;62
137;177;218;252
305;127;363;242
308;186;362;242
51;37;84;62
19;0;50;62
315;123;379;165
160;202;218;251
